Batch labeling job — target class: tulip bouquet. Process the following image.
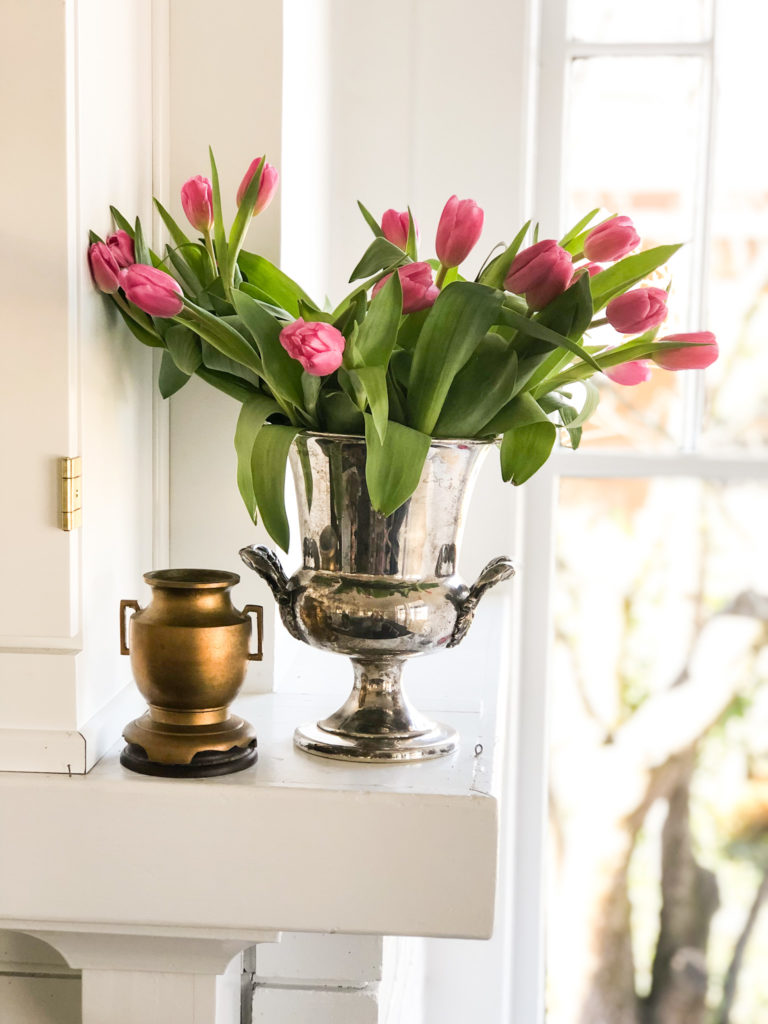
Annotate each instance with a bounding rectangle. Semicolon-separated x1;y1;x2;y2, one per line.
89;149;718;549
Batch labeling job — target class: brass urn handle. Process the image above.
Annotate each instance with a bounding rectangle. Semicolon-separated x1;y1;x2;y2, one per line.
244;604;264;661
119;599;141;655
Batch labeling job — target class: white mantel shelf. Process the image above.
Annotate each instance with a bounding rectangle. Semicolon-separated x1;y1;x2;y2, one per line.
0;692;500;942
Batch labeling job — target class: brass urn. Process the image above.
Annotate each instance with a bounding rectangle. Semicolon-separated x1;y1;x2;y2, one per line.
119;569;262;777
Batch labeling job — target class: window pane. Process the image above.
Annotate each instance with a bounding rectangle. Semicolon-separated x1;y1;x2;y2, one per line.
563;57;707;449
702;0;768;450
547;477;768;1024
568;0;712;43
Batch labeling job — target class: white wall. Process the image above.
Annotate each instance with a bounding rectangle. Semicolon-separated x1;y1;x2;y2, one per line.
165;0;284;691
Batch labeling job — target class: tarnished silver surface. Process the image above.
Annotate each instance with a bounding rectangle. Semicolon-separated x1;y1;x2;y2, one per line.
240;433;515;762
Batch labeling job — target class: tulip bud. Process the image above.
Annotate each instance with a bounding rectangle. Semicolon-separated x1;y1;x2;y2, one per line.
372;261;438;314
105;230;135;268
652;332;718;370
583;216;640;262
606;287;668;335
119;264;184;317
504;239;573;311
88;241;121;294
604;360;652;386
435;196;484;268
181;175;214;233
381;209;418;251
279;318;346;376
236;157;279;216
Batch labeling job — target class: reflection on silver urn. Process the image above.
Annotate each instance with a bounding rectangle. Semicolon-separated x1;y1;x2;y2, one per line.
240;433;514;762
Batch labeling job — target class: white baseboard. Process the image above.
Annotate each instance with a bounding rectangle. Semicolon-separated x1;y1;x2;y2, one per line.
0;685;143;775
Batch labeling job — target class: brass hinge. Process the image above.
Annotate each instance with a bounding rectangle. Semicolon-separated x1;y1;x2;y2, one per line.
60;457;82;531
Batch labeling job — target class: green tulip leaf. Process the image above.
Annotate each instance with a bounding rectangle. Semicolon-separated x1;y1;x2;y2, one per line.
238;250;316;317
408;282;505;435
318;390;365;434
590;244;682;311
109;206;134;237
228;155;264;261
363;415;431;517
181;298;264;376
559;208;602;253
234;394;282;520
133;217;151;266
435;335;518;437
357;200;385;238
158;349;191;398
231;289;303;408
115;305;165;348
478;220;532;289
349;237;408;282
195;366;259;403
251;424;299;551
499;396;557;484
165;324;203;374
406;207;418;261
354;271;402;367
208;147;229;291
350;365;389;443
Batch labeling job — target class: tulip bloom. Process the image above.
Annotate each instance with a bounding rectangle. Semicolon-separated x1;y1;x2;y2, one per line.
652;331;718;370
606;287;668;334
381;209;418;250
505;239;573;311
88;242;121;294
372;261;439;314
181;175;213;233
105;230;135;268
583;216;640;262
279;318;345;376
119;264;184;317
435;196;484;268
236;157;279;215
604;360;652;386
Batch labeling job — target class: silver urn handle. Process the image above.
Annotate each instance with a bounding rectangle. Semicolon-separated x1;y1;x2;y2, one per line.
239;544;304;642
447;555;516;649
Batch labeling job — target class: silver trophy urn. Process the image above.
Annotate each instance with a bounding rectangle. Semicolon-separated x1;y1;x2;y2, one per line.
240;433;514;762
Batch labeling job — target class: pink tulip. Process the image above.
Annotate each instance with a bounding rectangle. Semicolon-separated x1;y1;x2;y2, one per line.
606;287;668;334
604;360;652;386
504;239;574;311
435;195;484;268
119;264;184;317
652;331;719;370
236;157;279;215
105;230;135;268
381;209;418;250
279;318;345;376
88;242;121;294
583;216;640;262
180;175;213;233
372;261;438;314
584;262;604;276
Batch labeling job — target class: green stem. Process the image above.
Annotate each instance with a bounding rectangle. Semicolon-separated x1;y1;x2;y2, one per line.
113;292;158;333
590;317;609;328
435;263;449;289
203;228;217;279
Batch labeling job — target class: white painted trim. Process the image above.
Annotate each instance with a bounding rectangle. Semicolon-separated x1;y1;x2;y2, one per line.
550;448;768;479
566;40;714;58
151;0;171;569
508;467;557;1024
0;681;143;774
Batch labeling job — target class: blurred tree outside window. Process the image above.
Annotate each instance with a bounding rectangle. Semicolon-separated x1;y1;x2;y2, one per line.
541;2;768;1022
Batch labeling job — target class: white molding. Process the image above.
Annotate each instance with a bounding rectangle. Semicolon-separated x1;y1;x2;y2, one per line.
0;692;498;939
550;448;768;479
0;681;142;774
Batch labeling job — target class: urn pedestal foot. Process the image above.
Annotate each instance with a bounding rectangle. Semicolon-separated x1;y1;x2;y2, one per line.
294;656;458;763
121;710;257;778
